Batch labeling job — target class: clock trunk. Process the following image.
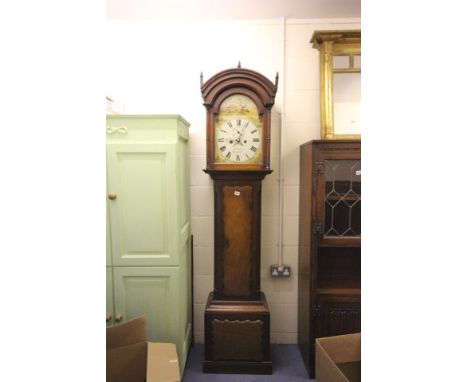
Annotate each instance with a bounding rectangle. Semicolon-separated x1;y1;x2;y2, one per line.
211;174;266;301
220;184;254;297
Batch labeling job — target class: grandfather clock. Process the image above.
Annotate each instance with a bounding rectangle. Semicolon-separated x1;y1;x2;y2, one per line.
201;65;278;374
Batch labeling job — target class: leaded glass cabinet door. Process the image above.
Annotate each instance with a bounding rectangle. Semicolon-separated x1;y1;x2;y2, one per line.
312;140;360;292
314;142;361;247
323;158;360;237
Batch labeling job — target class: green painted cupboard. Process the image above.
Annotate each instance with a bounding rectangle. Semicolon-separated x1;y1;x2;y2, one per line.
106;115;192;373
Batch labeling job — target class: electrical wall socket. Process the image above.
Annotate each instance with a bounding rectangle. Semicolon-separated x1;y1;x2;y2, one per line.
270;264;291;277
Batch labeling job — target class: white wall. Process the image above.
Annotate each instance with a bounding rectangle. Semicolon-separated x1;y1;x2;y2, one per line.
106;17;360;344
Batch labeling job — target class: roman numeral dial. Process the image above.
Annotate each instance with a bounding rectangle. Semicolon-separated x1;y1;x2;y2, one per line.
215;117;262;164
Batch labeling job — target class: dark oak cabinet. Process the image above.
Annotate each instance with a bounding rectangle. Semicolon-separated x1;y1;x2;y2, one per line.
298;140;361;378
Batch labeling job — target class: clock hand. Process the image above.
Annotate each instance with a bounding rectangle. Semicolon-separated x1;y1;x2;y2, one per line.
238;127;248;145
229;129;238;144
241;120;250;136
234;129;243;145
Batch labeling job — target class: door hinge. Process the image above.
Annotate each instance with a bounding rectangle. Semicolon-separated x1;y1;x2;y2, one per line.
312;304;321;317
313;161;325;175
312;221;322;235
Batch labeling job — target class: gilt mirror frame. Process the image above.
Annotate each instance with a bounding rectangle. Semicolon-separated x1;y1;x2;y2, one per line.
311;30;361;140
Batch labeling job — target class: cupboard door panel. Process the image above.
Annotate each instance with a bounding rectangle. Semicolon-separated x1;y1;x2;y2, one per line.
177;137;190;230
106;200;112;266
107;144;178;266
106;267;114;327
113;267;178;343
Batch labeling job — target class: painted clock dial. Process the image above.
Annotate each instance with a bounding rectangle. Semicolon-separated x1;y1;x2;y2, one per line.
215;94;262;164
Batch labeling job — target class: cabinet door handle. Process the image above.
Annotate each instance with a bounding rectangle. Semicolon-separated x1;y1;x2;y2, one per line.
115;313;123;322
106;315;112;322
108;192;117;200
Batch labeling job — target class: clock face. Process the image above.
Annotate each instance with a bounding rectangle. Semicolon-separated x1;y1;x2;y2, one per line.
215;117;261;163
215;95;262;164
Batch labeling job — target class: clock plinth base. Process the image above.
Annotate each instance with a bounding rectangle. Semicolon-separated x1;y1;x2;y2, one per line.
203;292;272;375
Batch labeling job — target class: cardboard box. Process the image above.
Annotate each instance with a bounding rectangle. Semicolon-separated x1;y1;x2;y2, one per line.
315;333;361;382
107;316;181;382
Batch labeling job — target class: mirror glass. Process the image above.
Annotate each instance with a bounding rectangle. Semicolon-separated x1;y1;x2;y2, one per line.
333;71;361;136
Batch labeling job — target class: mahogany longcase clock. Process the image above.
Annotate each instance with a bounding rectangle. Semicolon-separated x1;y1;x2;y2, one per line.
201;66;278;374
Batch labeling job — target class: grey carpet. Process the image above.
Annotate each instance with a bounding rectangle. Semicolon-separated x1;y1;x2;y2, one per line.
182;344;314;381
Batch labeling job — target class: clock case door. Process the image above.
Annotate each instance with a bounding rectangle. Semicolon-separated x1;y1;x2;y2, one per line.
207;172;271;301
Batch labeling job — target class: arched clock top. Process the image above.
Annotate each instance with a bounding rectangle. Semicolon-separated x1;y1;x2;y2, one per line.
201;67;278;112
210;88;265;117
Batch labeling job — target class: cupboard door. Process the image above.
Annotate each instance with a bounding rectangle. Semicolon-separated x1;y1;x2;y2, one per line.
106;267;114;327
313;142;361;246
107;143;178;266
106;199;112;266
112;267;178;343
322;159;361;238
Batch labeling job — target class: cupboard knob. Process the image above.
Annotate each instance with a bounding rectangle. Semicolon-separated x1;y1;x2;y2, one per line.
106;315;112;322
115;313;123;322
108;192;117;200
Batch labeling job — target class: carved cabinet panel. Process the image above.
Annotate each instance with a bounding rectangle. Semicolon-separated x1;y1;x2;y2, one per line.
313;303;361;338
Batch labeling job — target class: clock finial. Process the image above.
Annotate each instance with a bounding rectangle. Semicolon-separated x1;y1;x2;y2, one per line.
200;71;204;87
237;61;241;68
